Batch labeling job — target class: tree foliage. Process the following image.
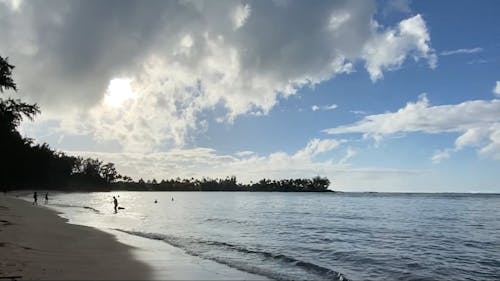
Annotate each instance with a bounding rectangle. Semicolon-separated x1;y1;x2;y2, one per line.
0;56;40;133
0;57;16;92
113;176;332;192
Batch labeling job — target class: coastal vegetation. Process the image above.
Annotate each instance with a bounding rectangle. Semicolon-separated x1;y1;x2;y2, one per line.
0;56;332;192
113;176;331;192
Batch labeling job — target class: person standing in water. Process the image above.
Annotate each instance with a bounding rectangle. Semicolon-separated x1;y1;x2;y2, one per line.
113;196;118;213
33;192;38;205
44;192;49;204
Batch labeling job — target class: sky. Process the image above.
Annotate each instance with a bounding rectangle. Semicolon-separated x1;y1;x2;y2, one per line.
1;0;499;192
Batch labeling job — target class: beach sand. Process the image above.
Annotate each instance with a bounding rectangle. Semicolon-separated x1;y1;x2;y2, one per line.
0;195;151;280
0;194;268;280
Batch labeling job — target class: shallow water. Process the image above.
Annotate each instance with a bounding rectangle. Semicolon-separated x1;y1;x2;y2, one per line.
45;192;500;281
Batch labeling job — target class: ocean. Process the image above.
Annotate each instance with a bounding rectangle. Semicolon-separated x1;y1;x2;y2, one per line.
43;192;500;281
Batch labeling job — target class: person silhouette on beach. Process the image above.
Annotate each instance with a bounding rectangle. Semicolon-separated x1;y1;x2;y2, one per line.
45;192;49;204
113;196;118;213
33;192;38;205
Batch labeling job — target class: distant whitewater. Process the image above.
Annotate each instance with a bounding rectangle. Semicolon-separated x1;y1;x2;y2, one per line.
45;192;500;280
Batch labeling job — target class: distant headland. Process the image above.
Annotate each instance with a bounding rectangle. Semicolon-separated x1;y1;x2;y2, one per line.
111;176;332;192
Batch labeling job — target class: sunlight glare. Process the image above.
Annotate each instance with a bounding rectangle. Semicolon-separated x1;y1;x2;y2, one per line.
104;78;135;107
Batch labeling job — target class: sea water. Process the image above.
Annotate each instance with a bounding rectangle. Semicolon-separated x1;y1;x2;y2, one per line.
44;192;500;281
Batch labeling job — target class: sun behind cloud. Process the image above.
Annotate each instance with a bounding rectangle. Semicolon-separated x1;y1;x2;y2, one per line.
103;78;135;107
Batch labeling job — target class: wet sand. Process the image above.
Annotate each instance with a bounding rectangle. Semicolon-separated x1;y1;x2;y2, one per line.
0;195;151;280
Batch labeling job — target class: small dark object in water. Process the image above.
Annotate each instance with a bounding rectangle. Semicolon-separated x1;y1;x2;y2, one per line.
154;200;158;203
118;206;125;210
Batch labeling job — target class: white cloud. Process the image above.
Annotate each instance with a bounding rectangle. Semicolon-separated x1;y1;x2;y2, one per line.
494;81;500;96
479;124;500;160
467;59;488;65
2;1;436;152
328;11;351;31
350;110;367;115
454;127;487;150
294;138;343;159
232;3;251;30
339;146;357;164
235;150;255;157
324;95;500;160
311;104;337;111
432;149;451;164
67;139;423;191
362;14;436;81
325;104;338;110
440;47;483;56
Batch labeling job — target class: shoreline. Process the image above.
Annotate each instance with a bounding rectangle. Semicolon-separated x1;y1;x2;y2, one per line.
0;195;151;280
1;194;268;280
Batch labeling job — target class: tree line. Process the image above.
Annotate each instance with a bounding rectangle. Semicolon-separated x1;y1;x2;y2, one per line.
0;56;333;192
113;176;331;192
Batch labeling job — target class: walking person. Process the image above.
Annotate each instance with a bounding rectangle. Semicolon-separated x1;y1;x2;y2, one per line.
33;192;38;205
45;192;49;204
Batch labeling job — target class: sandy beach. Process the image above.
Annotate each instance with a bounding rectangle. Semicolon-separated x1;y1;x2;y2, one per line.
0;195;151;280
0;194;268;281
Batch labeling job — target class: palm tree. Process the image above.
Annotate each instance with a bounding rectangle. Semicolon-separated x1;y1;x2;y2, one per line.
0;56;40;133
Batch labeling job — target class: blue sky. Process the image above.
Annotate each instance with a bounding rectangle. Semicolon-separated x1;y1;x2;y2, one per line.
1;0;499;192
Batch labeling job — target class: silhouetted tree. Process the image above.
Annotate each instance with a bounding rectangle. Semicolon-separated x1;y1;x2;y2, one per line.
1;56;41;189
100;162;121;184
0;57;40;133
122;176;133;182
0;56;16;92
112;175;333;192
